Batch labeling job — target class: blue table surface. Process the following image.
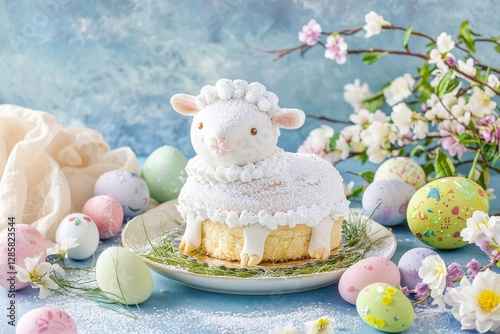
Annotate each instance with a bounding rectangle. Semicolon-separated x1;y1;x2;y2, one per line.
2;170;500;334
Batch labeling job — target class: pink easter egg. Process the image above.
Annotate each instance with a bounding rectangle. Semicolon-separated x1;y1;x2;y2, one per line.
82;195;124;239
0;224;47;290
338;257;401;305
16;307;77;334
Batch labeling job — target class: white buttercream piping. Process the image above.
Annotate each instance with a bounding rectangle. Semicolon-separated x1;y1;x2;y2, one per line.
185;148;286;185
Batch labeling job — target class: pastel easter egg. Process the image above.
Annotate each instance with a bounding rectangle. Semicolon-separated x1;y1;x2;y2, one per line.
94;170;150;218
374;157;426;190
82;195;124;239
397;247;438;290
0;224;47;290
339;257;401;305
56;213;99;260
407;177;489;249
16;307;77;334
96;246;153;305
362;179;416;226
356;282;414;333
142;145;187;203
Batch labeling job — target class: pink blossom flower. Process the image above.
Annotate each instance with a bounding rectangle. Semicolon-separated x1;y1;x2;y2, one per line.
491;250;500;264
446;262;465;287
466;258;481;279
298;19;322;46
440;136;466;158
414;282;430;299
324;35;348;64
297;142;333;164
400;286;411;296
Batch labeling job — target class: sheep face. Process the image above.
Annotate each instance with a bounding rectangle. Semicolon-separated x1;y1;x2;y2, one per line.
191;99;279;167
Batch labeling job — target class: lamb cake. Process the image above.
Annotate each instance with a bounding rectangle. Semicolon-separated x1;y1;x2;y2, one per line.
170;79;350;266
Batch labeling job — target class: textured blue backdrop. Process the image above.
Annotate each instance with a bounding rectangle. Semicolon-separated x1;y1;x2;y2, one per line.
0;0;498;158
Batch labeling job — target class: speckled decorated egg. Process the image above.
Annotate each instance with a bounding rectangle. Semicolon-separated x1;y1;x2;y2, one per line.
407;177;489;249
374;157;426;190
362;179;416;226
339;257;401;305
16;307;77;334
82;195;124;239
142;145;187;203
397;247;438;290
56;213;99;260
94;170;150;218
96;246;153;305
356;282;414;333
0;225;47;290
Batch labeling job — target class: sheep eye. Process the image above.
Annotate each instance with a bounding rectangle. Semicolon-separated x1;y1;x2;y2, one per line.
198;122;203;130
250;128;258;135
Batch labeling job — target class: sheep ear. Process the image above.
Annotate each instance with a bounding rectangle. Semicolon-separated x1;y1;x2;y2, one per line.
272;108;305;129
170;94;199;116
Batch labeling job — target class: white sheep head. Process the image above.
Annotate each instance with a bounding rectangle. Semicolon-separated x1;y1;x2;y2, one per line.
171;79;305;168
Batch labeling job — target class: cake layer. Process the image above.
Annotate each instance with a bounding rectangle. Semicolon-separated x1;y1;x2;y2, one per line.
199;217;343;263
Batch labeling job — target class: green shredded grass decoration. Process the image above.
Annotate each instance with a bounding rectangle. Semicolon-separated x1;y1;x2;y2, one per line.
142;210;390;278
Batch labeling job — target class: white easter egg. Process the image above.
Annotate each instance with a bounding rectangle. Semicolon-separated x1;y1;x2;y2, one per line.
96;246;153;305
16;307;77;334
56;213;99;260
94;170;150;218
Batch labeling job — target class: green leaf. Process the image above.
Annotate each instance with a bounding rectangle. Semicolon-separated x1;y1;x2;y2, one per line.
436;72;460;98
366;97;384;112
403;27;413;48
329;133;340;148
482;143;498;161
360;171;375;183
495;45;500;54
351;186;365;198
434;149;456;178
423;161;435;177
459;21;476;53
457;132;480;145
362;52;389;65
410;145;429;157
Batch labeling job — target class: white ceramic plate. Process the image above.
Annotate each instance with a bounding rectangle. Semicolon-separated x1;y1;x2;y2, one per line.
122;200;397;295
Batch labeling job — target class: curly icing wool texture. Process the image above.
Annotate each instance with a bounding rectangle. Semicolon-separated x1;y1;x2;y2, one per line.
194;79;281;118
178;152;350;230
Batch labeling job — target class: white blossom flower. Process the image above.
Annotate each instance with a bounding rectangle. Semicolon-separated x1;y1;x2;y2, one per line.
485;74;499;97
268;324;305;334
412;119;429;140
369;109;391;123
456;58;477;83
425;92;459;122
450;96;471;125
467;86;496;118
363;11;390;38
304;317;333;334
340;125;365;152
486;188;496;200
13;255;61;299
343;181;354;197
383;74;415;106
418;254;448;309
366;145;391;163
304;125;335;151
429;48;452;71
461;211;500;244
436;32;455;54
349;109;370;125
444;269;500;333
343;80;372;111
391;102;413;136
47;236;79;259
324;34;348;64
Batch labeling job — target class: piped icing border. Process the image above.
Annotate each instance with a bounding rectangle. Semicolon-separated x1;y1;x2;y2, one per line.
185;148;286;185
177;197;350;230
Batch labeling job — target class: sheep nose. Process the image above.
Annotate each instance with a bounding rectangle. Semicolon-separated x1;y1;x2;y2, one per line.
209;136;225;149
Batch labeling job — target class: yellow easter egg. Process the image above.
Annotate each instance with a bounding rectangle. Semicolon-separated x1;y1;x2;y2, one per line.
407;177;489;249
374;157;426;190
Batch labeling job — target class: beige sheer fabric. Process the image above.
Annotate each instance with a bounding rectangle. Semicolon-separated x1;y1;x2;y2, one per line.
0;105;140;241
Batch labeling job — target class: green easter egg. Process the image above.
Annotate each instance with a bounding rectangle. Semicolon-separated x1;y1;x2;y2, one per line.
142;145;187;203
356;282;414;333
407;177;489;249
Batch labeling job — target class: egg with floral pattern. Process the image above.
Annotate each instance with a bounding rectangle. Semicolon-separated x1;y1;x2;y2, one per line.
94;170;150;218
56;213;99;260
407;177;489;249
16;307;77;334
374;157;426;190
356;282;414;333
